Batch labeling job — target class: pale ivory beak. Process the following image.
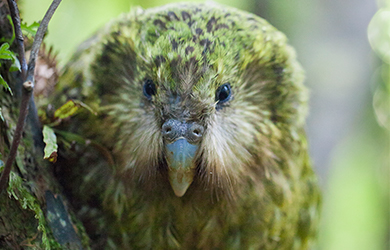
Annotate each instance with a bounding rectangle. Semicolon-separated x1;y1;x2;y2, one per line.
165;138;198;197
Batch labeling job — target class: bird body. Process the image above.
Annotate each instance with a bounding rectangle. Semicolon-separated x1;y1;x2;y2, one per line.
54;3;321;249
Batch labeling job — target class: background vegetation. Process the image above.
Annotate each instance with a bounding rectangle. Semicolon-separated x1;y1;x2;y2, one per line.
21;0;389;249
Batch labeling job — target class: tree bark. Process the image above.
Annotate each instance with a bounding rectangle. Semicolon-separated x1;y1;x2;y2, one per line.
0;1;89;249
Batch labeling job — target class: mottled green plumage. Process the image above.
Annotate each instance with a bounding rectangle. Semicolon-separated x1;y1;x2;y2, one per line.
53;3;321;249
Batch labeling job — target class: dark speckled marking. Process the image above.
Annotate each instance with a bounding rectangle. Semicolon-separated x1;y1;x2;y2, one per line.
206;17;216;32
200;38;213;54
270;64;285;122
187;20;195;28
167;11;180;21
100;52;111;66
153;19;167;30
194;7;202;13
215;24;229;30
101;54;111;66
113;30;121;36
100;43;117;66
195;28;203;35
154;55;166;67
200;39;212;48
171;39;178;51
185;46;195;55
181;11;191;21
273;65;285;79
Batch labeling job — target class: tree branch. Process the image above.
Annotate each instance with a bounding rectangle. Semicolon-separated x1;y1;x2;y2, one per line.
0;0;62;193
6;0;27;79
27;0;61;82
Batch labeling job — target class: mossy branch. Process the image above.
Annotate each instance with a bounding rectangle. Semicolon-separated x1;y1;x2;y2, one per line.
0;0;62;193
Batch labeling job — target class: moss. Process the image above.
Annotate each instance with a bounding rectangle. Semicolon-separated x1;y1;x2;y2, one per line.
5;172;61;249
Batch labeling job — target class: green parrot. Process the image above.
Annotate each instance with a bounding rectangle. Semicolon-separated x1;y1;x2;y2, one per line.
52;3;321;249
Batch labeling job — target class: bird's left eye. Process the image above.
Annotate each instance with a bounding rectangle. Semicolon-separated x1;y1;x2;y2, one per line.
143;79;156;99
215;83;232;104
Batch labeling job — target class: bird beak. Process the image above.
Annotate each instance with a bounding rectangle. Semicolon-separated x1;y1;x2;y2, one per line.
165;138;198;197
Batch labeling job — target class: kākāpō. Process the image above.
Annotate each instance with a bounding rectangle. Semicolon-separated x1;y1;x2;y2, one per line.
50;3;321;249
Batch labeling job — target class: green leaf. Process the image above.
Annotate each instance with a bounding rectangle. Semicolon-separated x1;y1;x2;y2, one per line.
73;100;98;115
54;100;80;119
0;74;13;95
0;43;14;60
0;107;4;122
0;43;15;95
54;129;88;145
8;15;15;44
9;57;21;72
43;125;58;163
0;42;19;73
54;100;97;120
21;21;40;37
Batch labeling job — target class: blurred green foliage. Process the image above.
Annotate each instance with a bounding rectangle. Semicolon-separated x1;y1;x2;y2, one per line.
21;0;388;249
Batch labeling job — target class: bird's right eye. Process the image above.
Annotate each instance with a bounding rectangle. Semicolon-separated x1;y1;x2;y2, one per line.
215;83;232;104
143;79;156;100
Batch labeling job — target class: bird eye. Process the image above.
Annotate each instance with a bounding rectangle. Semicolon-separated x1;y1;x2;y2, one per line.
143;79;156;99
215;83;232;104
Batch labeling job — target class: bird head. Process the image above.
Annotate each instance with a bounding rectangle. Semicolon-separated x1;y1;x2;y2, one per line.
87;3;306;198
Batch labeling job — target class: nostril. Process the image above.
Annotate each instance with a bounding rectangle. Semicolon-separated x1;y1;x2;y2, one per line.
162;119;204;142
189;124;204;141
162;125;173;135
162;119;181;141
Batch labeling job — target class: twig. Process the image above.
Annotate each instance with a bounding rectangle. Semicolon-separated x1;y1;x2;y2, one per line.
27;0;61;82
6;0;27;79
0;0;62;193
